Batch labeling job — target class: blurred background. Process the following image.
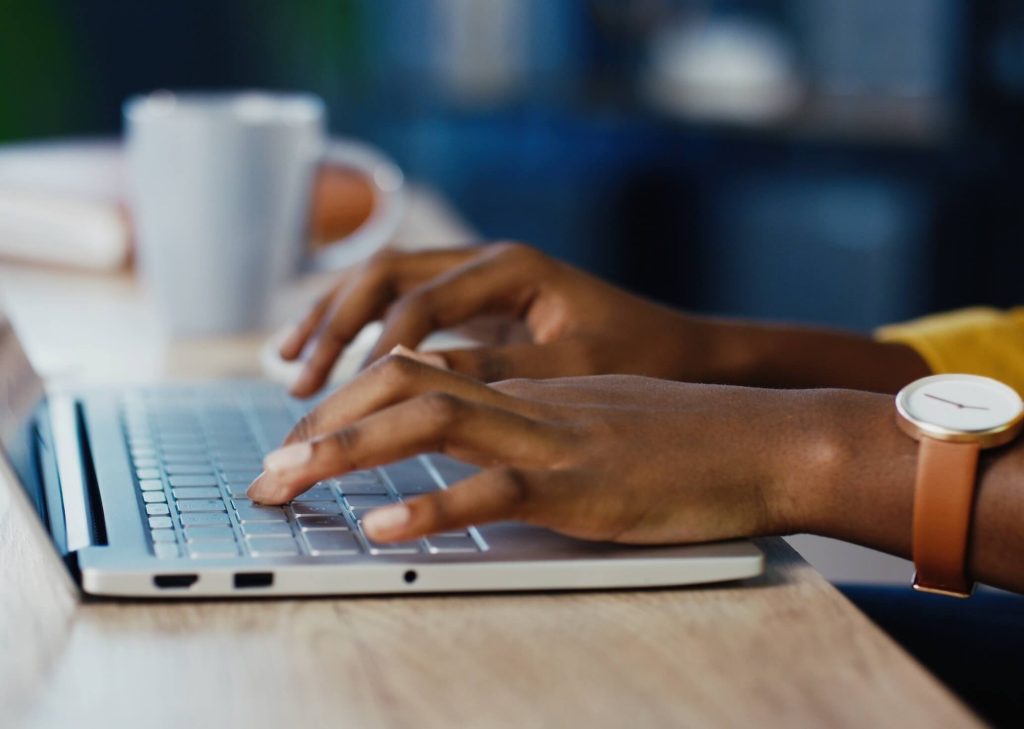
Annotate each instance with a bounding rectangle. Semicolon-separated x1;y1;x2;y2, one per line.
3;0;1024;332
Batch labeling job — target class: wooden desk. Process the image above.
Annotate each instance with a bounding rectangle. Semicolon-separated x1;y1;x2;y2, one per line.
0;191;979;728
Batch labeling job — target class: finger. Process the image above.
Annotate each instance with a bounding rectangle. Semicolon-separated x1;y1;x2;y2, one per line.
362;467;546;541
361;243;548;365
290;248;480;397
390;344;450;371
289;273;395;397
439;338;596;382
279;282;346;361
284;353;544;446
249;392;566;504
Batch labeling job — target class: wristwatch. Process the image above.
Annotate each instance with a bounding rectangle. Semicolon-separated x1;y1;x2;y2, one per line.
896;374;1024;597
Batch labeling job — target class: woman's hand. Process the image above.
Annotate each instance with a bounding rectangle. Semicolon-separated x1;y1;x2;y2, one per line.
280;243;706;397
280;242;929;398
248;355;859;545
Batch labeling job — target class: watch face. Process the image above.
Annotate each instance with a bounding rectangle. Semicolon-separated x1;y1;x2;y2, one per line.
897;374;1024;435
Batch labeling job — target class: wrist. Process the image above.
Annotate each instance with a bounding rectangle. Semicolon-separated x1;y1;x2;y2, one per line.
668;315;760;384
767;389;917;554
681;317;931;392
682;316;783;386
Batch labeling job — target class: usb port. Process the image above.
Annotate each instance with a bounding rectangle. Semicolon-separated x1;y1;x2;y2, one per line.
234;572;274;589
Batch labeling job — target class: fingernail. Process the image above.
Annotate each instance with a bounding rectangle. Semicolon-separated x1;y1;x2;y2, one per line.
246;473;274;503
363;503;411;539
280;324;304;355
264;442;312;473
289;368;314;395
391;344;449;370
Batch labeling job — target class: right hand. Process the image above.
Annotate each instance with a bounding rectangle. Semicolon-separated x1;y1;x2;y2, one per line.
281;242;708;397
249;354;834;546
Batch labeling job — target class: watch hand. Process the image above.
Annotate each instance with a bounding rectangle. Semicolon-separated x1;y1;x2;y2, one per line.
923;392;989;411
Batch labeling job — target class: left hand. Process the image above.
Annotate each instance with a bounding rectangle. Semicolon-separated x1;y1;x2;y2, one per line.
247;354;847;545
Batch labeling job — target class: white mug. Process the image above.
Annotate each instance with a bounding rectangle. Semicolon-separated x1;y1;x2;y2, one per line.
124;91;403;336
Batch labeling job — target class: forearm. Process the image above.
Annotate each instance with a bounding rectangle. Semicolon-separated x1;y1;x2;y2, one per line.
784;389;1024;595
690;317;930;394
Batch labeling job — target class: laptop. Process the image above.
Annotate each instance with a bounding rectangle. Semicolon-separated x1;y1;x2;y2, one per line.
0;312;763;598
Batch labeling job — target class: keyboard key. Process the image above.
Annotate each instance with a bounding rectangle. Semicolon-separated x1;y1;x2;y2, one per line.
344;494;395;509
391;480;439;496
136;468;161;480
149;516;173;529
228;483;255;498
142;491;166;503
296;515;349;530
216;453;262;465
183;525;234;542
334;480;388;496
349;506;392;520
162;454;212;466
159;445;207;457
138;479;164;491
154;542;180;559
426;535;479;554
156;431;201;441
222;470;262;483
176;499;226;512
291;501;344;516
292;485;334;501
169;475;219;487
338;470;378;484
246;537;300;557
218;454;263;464
204;423;248;433
235;505;287;523
133;458;159;469
382;460;439;495
172;487;222;500
362;535;422;555
240;522;293;537
208;437;256;449
165;464;216;476
151;529;177;543
158;435;205;446
180;512;230;526
304;530;361;555
131;448;157;459
146;503;170;516
187;542;239;559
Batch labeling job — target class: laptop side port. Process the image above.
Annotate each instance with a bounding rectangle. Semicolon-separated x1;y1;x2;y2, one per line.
234;572;274;589
153;574;199;589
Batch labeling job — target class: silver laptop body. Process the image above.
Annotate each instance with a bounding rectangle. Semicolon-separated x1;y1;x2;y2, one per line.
0;314;763;598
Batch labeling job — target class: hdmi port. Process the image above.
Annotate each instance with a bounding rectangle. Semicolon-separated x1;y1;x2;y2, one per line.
154;574;199;589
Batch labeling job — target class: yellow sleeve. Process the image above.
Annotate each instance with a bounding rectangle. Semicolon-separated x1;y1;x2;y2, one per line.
876;307;1024;394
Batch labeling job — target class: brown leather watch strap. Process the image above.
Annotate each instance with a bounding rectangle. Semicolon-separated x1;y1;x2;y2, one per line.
912;437;981;596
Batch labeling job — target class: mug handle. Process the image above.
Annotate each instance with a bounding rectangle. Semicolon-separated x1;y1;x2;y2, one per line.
306;139;405;272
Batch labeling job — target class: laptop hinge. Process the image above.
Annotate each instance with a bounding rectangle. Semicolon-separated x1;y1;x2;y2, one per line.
48;395;106;551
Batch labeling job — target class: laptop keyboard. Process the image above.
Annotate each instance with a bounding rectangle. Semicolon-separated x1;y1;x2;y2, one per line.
120;388;486;560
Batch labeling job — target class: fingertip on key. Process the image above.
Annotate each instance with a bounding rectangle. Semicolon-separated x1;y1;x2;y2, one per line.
246;473;272;503
363;503;412;540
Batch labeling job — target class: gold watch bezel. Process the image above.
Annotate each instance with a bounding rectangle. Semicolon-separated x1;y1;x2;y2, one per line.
895;374;1024;449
